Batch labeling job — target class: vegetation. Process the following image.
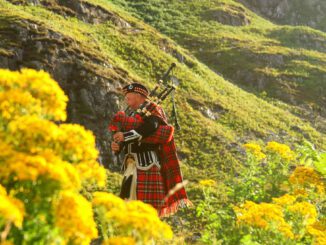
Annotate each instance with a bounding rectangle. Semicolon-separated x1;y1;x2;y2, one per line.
0;68;172;244
111;0;326;130
0;0;325;244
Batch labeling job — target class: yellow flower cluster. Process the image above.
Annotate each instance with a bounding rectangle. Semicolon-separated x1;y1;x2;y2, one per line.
307;221;326;245
199;179;216;187
287;201;317;225
102;236;136;245
92;192;173;243
0;184;25;228
7;115;61;153
57;124;99;163
0;69;109;243
272;194;296;206
266;141;295;161
289;166;325;194
233;201;294;238
243;143;266;160
235;193;322;241
0;241;14;245
76;162;107;188
55;191;98;245
0;68;67;121
0;89;42;120
0;149;81;190
1;100;106;189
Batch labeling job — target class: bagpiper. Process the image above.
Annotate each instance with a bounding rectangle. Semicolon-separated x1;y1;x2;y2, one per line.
110;82;192;217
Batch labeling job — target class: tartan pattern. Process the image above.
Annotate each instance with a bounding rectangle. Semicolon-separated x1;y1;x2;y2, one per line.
136;165;167;210
109;111;174;144
150;105;192;215
109;103;192;215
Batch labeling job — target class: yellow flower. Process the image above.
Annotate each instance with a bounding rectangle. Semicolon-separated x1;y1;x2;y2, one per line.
93;192;173;242
272;194;296;206
243;143;266;160
102;236;136;245
233;201;294;238
199;179;216;187
92;192;125;210
0;185;25;228
7;115;61;153
289;166;325;194
0;68;68;121
287;201;317;225
293;188;308;197
58;124;99;163
307;221;326;245
0;151;81;190
75;161;107;188
266;141;295;161
0;241;14;245
0;89;42;120
55;191;98;245
278;222;295;239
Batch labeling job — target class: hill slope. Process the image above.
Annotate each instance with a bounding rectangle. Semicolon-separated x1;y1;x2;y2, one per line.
1;0;325;171
111;0;326;133
1;0;326;241
239;0;326;32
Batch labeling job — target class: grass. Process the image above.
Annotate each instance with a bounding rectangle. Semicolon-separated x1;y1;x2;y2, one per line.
1;0;325;166
111;0;326;130
1;0;326;240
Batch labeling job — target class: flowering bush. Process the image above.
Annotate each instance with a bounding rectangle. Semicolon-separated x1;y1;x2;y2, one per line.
196;141;325;244
230;141;296;203
0;69;172;244
92;192;173;243
232;142;325;244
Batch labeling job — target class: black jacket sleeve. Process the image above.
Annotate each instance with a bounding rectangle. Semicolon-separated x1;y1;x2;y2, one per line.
122;116;160;142
134;116;160;138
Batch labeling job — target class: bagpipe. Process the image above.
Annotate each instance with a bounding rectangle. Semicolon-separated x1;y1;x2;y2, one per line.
108;63;180;145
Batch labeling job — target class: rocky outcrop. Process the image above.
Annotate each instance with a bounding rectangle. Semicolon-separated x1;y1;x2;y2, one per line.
7;0;132;26
239;0;326;32
187;99;228;121
0;15;136;169
203;5;251;26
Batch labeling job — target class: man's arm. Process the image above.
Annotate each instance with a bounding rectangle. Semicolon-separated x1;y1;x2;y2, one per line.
113;116;161;143
122;116;160;142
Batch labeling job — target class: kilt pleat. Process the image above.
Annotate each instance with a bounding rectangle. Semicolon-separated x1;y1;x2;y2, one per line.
136;165;167;210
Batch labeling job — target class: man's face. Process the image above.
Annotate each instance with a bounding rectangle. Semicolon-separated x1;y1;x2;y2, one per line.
125;92;144;109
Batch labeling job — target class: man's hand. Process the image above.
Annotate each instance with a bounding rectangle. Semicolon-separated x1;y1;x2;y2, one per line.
113;132;124;142
111;141;120;153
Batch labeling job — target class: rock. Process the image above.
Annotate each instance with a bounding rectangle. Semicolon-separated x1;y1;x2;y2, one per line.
204;7;251;26
187;98;227;120
185;232;202;243
239;0;326;32
0;18;133;168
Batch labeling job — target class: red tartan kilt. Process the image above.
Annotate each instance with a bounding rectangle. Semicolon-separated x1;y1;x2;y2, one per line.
136;165;167;210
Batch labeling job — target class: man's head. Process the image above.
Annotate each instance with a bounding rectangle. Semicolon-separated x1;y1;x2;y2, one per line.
122;83;149;109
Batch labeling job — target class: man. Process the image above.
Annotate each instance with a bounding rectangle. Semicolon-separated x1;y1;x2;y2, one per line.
111;82;192;217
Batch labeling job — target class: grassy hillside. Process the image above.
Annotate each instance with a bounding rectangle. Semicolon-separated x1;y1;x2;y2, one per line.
1;0;325;162
111;0;326;133
0;0;325;178
0;0;325;241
